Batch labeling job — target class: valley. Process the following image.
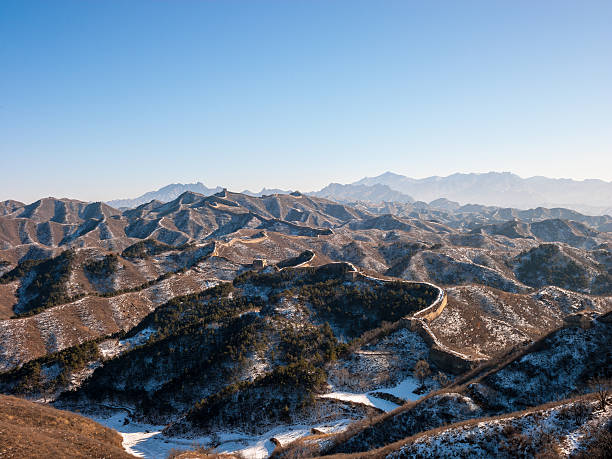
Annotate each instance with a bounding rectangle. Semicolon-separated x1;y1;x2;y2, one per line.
0;189;609;458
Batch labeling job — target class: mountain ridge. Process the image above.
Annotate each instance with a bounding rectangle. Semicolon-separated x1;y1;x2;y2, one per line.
103;172;612;215
0;187;609;458
107;182;224;209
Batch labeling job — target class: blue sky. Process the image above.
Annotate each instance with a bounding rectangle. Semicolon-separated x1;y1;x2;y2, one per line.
1;0;611;202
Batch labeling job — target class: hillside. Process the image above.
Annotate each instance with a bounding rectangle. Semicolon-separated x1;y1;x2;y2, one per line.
0;394;133;458
0;190;609;458
276;311;612;458
51;265;439;428
384;396;611;458
0;191;609;373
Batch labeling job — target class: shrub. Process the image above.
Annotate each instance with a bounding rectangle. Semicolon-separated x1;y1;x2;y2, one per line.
589;376;611;411
574;420;612;459
557;401;592;425
414;360;431;386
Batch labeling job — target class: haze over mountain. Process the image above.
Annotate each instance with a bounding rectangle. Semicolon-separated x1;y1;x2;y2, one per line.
354;171;612;215
106;172;612;216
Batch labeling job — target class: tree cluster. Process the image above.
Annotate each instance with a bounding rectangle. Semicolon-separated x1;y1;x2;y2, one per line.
84;254;119;278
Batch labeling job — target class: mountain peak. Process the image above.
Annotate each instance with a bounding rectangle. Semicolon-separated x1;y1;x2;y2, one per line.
107;182;223;209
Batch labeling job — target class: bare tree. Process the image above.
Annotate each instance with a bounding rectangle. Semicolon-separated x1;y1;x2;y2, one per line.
413;359;431;386
590;376;611;411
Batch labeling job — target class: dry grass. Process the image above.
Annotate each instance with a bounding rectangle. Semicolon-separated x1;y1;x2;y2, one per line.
0;282;18;319
166;446;242;459
429;285;560;359
0;394;134;458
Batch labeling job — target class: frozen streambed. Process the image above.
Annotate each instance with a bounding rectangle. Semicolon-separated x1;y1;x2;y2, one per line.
86;409;351;459
81;377;423;457
320;375;423;412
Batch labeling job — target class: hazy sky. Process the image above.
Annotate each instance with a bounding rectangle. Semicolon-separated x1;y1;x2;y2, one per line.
1;0;611;203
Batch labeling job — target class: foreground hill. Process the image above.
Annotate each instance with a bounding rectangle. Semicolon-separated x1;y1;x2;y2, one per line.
382;395;611;458
0;394;133;458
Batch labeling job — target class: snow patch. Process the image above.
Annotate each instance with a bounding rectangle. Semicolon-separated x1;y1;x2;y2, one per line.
85;410;351;459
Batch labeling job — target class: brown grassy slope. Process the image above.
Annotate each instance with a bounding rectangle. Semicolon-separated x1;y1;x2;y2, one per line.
425;283;612;360
429;286;558;359
0;394;133;458
0;282;17;319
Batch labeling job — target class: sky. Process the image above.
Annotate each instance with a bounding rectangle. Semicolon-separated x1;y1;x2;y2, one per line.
1;0;611;203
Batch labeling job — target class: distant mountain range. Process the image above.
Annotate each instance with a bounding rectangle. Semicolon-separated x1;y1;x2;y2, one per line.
105;172;612;216
353;171;612;215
